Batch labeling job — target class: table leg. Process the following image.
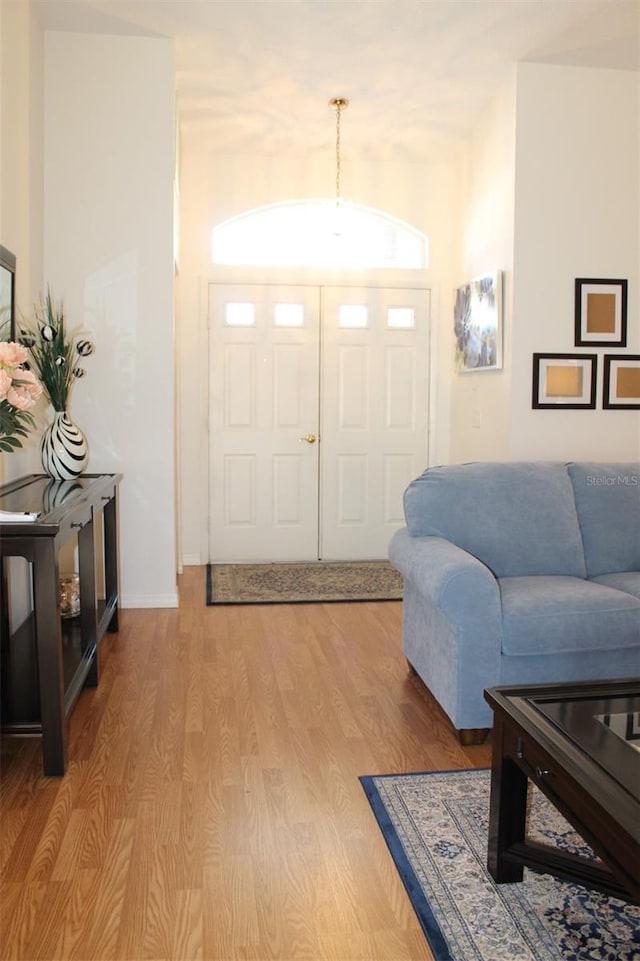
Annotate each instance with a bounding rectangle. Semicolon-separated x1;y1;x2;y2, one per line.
78;515;98;687
103;492;119;632
32;540;67;776
487;716;529;883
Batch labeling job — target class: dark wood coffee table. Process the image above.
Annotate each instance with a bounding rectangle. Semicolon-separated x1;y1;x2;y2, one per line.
484;678;640;904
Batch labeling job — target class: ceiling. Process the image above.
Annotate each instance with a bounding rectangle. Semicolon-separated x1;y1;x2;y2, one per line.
34;0;639;163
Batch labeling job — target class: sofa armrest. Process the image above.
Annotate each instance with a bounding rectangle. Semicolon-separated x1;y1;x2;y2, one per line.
389;528;503;731
389;528;501;630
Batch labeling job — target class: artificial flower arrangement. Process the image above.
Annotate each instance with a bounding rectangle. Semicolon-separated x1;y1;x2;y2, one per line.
19;289;94;412
0;341;42;451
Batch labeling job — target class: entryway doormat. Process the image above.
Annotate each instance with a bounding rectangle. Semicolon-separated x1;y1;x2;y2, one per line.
206;560;403;605
360;768;640;961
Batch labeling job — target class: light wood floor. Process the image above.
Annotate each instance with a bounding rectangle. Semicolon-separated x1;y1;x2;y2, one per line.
1;565;491;961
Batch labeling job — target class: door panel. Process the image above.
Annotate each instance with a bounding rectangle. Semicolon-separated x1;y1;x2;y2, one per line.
320;287;430;559
209;285;320;561
225;345;254;424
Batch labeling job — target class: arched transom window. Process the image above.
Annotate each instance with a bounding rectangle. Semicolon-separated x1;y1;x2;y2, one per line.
211;200;429;269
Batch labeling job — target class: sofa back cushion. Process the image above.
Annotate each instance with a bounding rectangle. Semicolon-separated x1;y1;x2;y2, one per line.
568;462;640;577
403;461;586;578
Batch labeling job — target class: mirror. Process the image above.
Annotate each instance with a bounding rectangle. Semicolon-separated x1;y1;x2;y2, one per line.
0;245;16;342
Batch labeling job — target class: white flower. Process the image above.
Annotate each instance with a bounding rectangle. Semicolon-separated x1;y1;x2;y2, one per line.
76;340;94;357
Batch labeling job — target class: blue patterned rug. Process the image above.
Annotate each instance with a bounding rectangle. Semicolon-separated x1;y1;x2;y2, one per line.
360;768;640;961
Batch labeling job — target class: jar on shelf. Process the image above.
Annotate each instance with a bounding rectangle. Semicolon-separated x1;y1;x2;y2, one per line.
59;573;80;619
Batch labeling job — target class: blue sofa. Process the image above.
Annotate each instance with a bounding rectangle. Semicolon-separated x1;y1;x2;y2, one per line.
389;461;640;743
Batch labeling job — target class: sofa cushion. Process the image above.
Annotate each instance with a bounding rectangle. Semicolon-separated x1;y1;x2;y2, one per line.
591;571;640;600
403;462;586;578
499;575;640;655
568;462;640;577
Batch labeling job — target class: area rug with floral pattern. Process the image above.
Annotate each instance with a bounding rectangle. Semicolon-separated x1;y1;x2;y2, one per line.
206;560;403;604
360;768;639;961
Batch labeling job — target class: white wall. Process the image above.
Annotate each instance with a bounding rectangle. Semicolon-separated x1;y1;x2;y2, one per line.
42;31;178;607
511;63;639;460
450;71;516;463
0;1;45;626
0;0;44;484
177;136;461;564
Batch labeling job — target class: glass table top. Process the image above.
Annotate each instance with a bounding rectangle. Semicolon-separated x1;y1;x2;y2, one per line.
534;690;640;798
595;710;640;754
0;474;110;519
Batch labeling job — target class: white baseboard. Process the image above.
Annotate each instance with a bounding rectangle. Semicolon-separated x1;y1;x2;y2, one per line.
120;593;180;609
182;553;203;566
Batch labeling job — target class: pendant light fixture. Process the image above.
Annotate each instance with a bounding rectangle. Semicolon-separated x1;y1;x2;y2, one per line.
329;97;349;235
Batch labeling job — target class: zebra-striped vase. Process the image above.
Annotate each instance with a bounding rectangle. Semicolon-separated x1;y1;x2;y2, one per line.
41;410;88;480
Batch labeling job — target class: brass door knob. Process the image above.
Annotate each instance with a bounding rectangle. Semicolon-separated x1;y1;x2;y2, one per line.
299;433;317;444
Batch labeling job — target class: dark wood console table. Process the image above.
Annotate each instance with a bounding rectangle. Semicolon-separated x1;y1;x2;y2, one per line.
0;473;122;775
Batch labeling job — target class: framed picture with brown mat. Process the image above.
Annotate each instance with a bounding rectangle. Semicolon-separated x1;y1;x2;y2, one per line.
532;352;597;409
575;277;627;347
603;354;640;410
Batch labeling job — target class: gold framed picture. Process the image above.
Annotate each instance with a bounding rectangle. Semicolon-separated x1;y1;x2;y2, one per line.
532;353;597;409
575;277;627;347
603;355;640;410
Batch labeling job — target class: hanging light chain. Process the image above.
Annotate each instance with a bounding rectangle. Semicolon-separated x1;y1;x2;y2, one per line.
336;104;341;201
329;98;349;206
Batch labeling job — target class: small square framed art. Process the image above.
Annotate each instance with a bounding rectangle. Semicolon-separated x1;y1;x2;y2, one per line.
532;353;597;409
602;355;640;410
575;277;627;347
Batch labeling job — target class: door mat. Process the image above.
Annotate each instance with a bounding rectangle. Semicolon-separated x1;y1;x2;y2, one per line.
206;560;403;604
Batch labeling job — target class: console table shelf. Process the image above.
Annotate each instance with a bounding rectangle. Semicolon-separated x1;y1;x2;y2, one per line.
0;473;122;774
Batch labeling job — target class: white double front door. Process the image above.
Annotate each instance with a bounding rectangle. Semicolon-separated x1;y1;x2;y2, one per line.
208;283;430;562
